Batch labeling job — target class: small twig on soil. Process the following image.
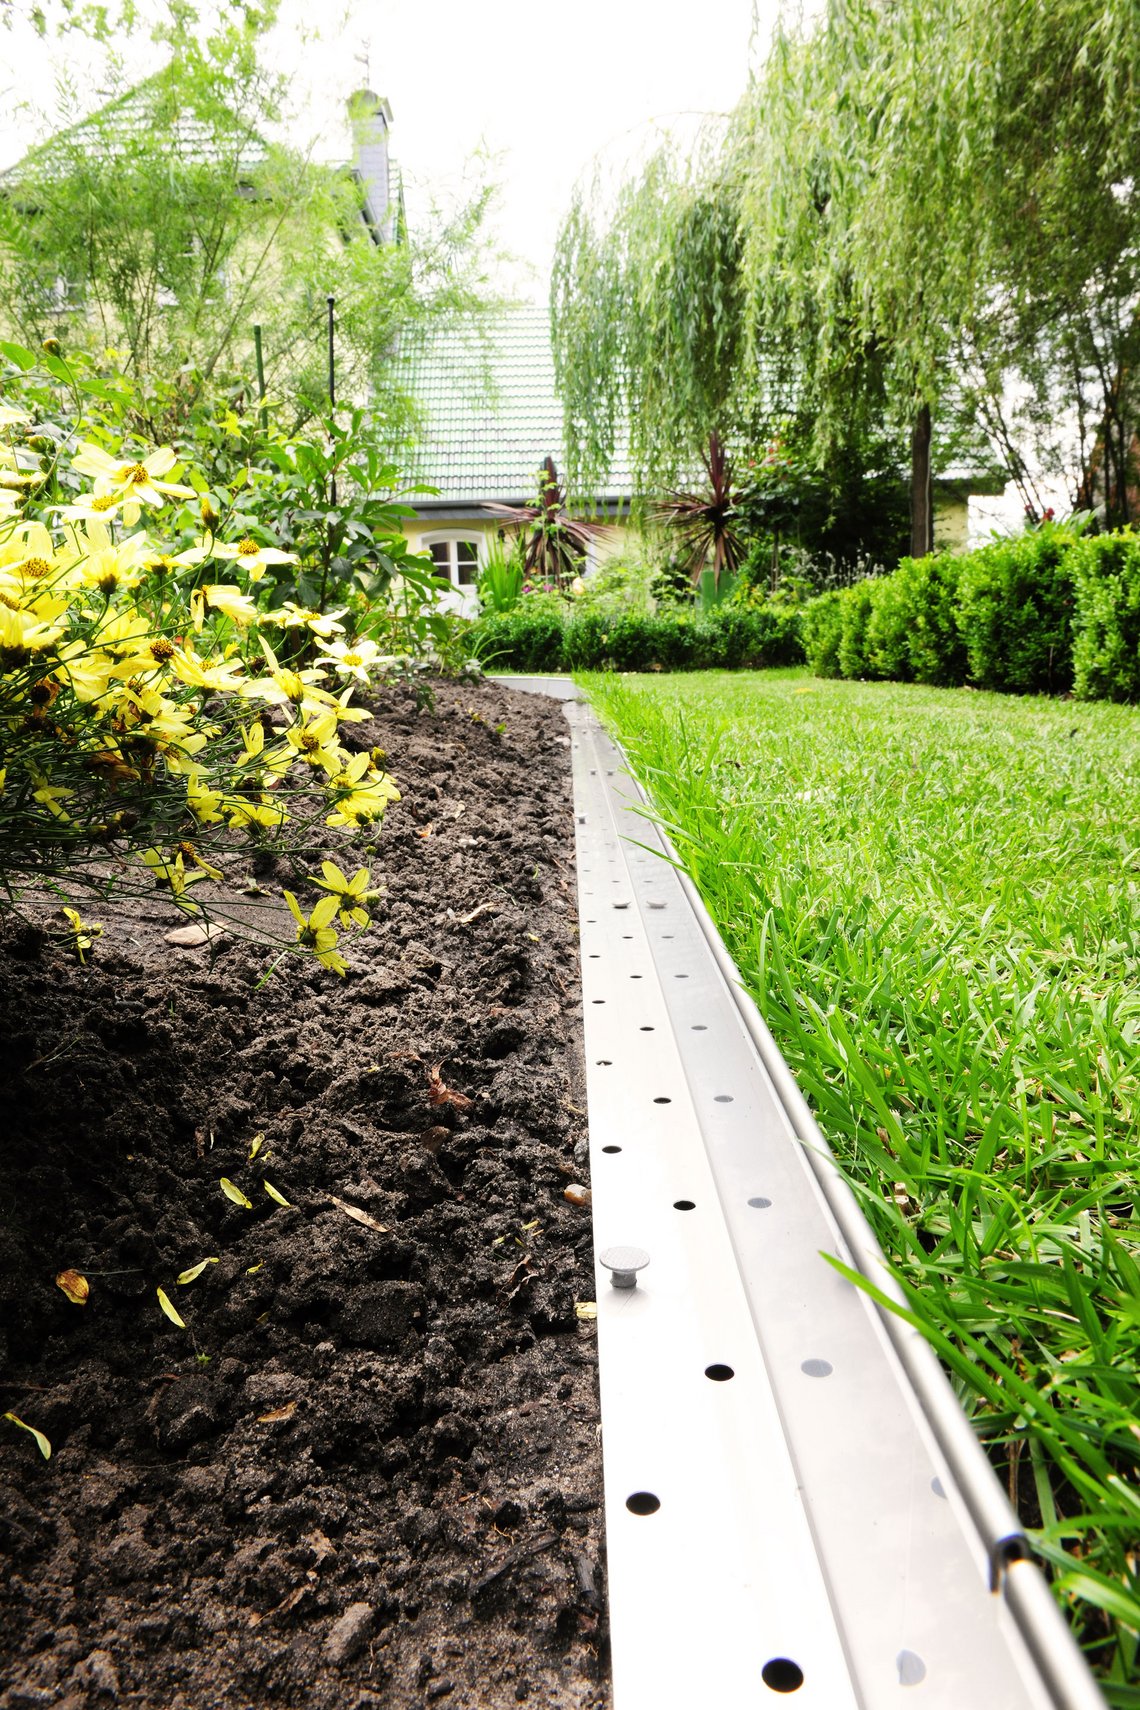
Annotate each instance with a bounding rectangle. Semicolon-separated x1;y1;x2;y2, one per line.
21;1034;84;1075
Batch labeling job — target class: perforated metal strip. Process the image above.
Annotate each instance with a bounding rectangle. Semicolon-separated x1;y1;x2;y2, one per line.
496;676;1105;1710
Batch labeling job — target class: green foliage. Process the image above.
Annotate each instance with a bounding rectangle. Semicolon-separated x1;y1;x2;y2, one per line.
738;428;912;581
955;525;1080;694
799;590;844;677
469;602;803;674
476;542;525;614
1071;531;1140;703
0;338;404;967
587;667;1140;1672
0;7;500;431
836;582;878;681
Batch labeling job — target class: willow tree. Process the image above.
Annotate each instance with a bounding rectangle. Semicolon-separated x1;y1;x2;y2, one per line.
553;0;1140;542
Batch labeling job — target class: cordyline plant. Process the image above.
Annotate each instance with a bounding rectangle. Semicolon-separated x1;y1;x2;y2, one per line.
486;456;606;588
654;431;744;589
0;339;403;974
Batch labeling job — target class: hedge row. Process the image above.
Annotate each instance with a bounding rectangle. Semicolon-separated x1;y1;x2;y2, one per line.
468;528;1140;700
468;603;804;673
801;526;1140;701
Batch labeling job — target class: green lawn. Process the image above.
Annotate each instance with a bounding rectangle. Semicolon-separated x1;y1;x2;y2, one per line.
584;667;1140;1692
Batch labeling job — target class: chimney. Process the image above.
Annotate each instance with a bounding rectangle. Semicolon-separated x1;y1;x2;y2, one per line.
347;88;395;243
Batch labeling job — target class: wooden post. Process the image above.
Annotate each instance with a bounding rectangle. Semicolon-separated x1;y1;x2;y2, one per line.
910;402;933;557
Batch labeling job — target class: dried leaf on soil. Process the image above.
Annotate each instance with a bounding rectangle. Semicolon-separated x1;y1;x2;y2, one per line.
156;1287;186;1328
563;1184;592;1206
426;1063;473;1112
329;1196;389;1234
263;1179;292;1207
4;1412;51;1458
248;1133;265;1160
55;1268;89;1304
575;1301;598;1321
220;1177;253;1209
257;1401;297;1423
176;1258;218;1285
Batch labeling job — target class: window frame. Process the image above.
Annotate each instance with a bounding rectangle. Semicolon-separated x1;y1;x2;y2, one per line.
421;531;483;590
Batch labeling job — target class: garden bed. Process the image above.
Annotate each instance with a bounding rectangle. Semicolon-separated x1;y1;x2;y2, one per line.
0;678;608;1710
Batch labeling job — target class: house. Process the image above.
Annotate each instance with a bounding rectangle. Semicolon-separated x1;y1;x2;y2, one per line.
396;302;636;613
397;302;1005;610
0;73;399;353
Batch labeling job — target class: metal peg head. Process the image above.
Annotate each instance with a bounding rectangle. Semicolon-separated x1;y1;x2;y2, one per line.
600;1245;650;1289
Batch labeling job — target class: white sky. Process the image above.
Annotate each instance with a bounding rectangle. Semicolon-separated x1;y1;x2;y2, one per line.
0;0;776;294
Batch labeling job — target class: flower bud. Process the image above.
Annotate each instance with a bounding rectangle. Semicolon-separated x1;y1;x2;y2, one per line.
41;338;61;356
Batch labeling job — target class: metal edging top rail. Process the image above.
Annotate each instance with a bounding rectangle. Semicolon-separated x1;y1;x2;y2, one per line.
492;675;1106;1710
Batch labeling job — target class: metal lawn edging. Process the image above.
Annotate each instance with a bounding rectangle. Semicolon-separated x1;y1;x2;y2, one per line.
495;675;1107;1710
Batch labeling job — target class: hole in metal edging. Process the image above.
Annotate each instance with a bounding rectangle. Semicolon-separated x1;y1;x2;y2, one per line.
714;1094;734;1104
674;1200;696;1211
897;1651;927;1687
705;1364;735;1382
653;1097;672;1105
762;1659;804;1694
602;1145;622;1154
931;1477;947;1499
692;1023;707;1031
640;1026;655;1033
625;1492;660;1516
801;1358;833;1378
748;1196;772;1209
596;1059;612;1066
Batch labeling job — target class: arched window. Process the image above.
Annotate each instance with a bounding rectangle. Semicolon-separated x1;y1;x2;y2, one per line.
422;534;480;589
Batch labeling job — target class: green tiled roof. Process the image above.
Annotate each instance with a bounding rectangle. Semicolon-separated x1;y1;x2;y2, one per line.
399;303;634;506
1;75;269;189
399;303;1004;508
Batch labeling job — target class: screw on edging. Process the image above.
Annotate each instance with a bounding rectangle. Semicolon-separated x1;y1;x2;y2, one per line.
600;1246;650;1289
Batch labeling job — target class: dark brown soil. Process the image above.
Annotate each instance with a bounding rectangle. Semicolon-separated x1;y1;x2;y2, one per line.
0;677;608;1710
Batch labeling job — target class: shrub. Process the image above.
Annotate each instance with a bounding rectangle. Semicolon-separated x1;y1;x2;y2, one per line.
864;571;914;680
467;602;803;673
896;553;967;685
800;590;845;676
1071;530;1140;701
837;581;878;679
955;523;1078;693
0;340;412;971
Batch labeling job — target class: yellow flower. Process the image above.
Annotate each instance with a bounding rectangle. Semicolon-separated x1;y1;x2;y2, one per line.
188;777;225;824
283;890;347;975
241;638;335;714
141;847;205;898
209;536;297;581
325;751;401;830
284;709;344;775
0;601;65;655
168;645;247;693
202;584;260;627
70;443;194;525
53;640;118;703
61;906;102;964
265;601;347;638
316;636;387;684
226;796;287;831
311;860;379;929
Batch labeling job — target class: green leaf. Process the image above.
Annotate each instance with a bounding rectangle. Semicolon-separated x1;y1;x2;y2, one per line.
263;1179;292;1207
4;1412;51;1459
156;1287;187;1328
220;1177;253;1209
176;1257;219;1285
